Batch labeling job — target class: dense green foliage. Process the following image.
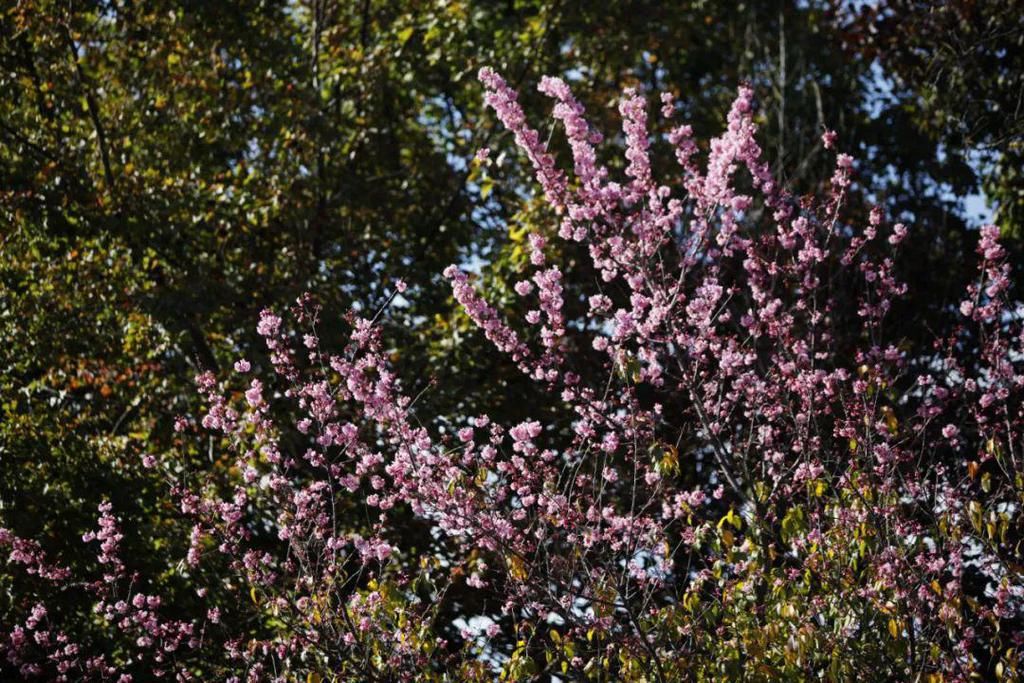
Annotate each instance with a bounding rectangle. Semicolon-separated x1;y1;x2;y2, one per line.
845;0;1024;232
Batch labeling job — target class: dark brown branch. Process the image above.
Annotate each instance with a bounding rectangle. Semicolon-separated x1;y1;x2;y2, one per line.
62;23;115;194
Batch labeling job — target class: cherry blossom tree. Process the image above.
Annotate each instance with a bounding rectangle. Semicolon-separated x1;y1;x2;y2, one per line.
3;68;1022;682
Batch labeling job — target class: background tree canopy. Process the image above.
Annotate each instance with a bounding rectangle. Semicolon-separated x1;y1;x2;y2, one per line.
2;0;1020;678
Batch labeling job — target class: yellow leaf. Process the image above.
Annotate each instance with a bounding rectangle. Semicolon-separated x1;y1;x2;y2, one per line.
718;508;741;530
887;618;900;639
969;500;984;532
882;406;898;434
507;555;527;582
